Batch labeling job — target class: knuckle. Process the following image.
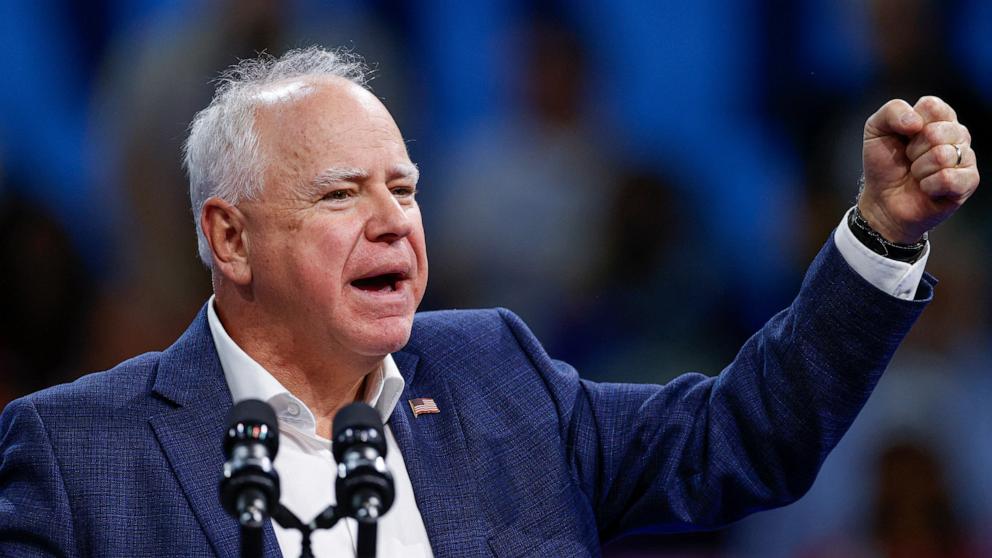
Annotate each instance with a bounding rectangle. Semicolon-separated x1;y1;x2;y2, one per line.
883;99;910;118
938;168;957;188
934;144;955;166
888;98;910;110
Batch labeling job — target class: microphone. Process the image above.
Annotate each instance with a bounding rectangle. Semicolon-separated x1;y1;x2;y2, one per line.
332;403;394;523
221;399;281;529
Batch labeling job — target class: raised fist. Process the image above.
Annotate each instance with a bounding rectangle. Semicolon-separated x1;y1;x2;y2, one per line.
859;96;980;244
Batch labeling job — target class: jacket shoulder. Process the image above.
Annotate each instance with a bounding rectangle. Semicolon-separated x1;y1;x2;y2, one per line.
408;307;539;358
11;351;163;418
405;307;577;402
411;307;507;334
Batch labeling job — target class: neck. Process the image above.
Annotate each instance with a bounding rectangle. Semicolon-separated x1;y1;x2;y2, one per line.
214;290;382;438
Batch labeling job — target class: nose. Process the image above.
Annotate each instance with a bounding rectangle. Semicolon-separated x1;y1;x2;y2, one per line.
365;187;413;243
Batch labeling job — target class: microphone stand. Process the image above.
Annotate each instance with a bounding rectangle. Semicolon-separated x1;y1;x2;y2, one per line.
353;496;382;558
236;489;270;558
240;525;264;558
272;502;380;558
355;521;377;558
272;504;315;558
272;504;379;558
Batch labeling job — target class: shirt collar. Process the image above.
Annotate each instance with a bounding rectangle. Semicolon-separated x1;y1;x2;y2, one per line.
206;295;405;433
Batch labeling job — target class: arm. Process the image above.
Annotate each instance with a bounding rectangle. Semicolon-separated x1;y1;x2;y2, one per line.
513;95;976;540
549;239;932;539
0;398;79;557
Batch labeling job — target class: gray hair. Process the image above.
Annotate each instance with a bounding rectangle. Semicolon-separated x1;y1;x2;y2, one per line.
183;46;370;267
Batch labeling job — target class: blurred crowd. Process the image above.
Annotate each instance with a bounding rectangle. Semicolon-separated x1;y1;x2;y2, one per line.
1;0;990;556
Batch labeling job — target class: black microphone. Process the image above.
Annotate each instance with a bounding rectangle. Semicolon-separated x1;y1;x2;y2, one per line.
332;403;394;523
221;399;281;529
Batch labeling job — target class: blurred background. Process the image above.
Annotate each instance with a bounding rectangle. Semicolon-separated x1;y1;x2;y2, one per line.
1;0;990;555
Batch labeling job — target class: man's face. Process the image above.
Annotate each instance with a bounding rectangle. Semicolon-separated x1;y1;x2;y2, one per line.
240;77;428;358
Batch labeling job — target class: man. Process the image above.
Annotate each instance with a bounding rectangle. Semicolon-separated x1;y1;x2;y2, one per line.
0;47;980;557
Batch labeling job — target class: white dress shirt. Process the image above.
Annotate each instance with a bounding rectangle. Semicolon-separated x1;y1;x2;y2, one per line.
204;212;928;556
207;301;434;558
834;207;929;300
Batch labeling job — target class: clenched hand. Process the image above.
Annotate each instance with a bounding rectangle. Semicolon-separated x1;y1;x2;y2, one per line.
859;95;980;244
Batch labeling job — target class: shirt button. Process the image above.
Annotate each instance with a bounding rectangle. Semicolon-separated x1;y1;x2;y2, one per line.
286;403;301;417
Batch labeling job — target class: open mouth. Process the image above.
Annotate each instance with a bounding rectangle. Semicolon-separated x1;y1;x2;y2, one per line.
350;272;406;293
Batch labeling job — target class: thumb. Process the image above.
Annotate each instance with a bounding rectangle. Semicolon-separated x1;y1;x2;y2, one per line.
864;99;924;140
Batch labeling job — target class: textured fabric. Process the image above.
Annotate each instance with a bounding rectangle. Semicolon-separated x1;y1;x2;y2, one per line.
0;240;932;557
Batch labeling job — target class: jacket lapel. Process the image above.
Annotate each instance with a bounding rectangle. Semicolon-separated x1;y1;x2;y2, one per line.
390;350;491;556
147;306;282;557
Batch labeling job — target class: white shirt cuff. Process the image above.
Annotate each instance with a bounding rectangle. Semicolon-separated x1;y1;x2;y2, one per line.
833;207;930;300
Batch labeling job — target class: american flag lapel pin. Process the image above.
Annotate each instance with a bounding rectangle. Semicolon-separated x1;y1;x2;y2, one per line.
409;397;440;417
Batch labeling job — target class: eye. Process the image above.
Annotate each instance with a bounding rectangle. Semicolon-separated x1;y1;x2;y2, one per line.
391;186;417;199
322;189;353;202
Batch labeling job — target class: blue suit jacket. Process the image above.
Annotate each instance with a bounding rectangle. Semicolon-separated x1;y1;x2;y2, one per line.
0;242;932;557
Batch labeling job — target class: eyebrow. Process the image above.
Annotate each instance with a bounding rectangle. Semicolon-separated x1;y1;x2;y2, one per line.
306;163;420;196
391;163;420;185
312;166;369;187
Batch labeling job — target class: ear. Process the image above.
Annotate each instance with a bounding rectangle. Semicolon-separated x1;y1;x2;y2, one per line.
201;197;252;286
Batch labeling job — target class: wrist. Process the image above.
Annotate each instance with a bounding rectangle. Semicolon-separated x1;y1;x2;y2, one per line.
855;200;923;245
848;206;927;263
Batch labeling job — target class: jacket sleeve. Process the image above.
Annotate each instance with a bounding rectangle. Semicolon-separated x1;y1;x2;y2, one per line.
499;239;933;541
0;397;79;557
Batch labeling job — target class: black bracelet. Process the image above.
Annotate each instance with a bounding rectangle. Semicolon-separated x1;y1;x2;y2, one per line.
848;207;927;263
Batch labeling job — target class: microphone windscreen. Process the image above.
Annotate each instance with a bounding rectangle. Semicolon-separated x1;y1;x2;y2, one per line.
224;399;279;456
332;402;385;459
